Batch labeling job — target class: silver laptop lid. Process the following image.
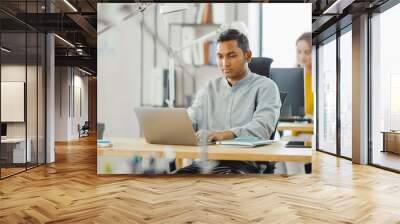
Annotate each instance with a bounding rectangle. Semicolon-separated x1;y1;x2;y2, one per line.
134;107;198;146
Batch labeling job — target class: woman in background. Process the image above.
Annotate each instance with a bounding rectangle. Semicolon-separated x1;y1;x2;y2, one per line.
296;32;313;117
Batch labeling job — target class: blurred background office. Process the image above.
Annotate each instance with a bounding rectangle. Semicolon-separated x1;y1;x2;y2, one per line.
97;3;312;145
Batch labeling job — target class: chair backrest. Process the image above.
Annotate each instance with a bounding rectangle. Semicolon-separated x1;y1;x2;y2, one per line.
270;91;288;140
82;121;90;129
248;57;273;78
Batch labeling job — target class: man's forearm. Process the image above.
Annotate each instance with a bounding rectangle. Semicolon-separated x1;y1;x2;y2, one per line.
221;130;236;140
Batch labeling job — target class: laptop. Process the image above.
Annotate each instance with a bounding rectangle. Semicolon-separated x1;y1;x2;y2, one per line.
134;107;212;146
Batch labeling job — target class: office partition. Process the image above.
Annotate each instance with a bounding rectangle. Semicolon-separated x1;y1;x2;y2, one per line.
0;1;47;179
1;30;28;177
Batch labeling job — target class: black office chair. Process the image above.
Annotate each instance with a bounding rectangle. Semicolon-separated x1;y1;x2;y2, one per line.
79;121;90;138
270;91;287;140
248;57;273;78
248;57;290;174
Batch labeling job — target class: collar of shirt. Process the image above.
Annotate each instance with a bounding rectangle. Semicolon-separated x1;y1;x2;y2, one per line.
223;70;254;91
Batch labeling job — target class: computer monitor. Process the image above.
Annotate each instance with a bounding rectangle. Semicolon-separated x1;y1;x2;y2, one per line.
1;123;7;137
270;68;305;118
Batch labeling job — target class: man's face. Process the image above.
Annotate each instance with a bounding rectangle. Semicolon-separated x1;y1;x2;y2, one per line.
217;40;252;80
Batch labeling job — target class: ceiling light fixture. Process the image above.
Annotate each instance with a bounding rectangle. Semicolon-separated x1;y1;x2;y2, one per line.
1;47;11;53
323;0;355;14
78;67;93;76
63;0;78;12
54;34;75;48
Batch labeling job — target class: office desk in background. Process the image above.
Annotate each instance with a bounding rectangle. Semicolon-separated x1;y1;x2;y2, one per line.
1;138;31;164
277;122;314;133
97;138;312;170
381;131;400;154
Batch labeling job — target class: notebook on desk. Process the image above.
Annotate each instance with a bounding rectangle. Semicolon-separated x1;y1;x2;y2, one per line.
216;137;275;148
97;139;113;148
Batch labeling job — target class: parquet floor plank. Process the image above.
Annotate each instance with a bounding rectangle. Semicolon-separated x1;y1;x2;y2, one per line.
1;136;400;223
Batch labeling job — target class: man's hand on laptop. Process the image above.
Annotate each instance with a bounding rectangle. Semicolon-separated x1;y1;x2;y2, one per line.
196;130;235;142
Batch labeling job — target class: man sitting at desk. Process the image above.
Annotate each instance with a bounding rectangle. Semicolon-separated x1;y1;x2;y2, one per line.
175;29;281;174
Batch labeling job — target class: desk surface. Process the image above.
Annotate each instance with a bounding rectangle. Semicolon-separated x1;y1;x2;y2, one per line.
1;138;26;143
277;122;314;132
97;138;312;163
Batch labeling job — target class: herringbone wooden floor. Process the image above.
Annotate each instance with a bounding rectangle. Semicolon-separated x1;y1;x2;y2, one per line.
1;136;400;224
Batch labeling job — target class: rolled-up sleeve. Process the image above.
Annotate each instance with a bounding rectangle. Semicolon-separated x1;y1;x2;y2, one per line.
229;81;281;139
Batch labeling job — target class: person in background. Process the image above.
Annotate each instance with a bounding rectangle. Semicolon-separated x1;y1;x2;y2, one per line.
296;32;313;118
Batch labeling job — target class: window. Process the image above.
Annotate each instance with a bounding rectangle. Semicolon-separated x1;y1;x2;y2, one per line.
317;36;337;154
339;28;352;158
370;3;400;171
248;3;261;57
261;3;311;67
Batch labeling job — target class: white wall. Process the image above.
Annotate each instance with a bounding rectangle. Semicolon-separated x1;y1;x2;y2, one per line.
72;74;89;137
1;65;35;138
55;67;69;141
1;64;46;163
54;67;89;141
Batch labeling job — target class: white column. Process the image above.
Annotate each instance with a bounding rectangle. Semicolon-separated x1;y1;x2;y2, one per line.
46;33;55;163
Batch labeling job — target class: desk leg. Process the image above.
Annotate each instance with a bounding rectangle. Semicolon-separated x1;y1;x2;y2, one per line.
305;163;312;174
176;158;184;169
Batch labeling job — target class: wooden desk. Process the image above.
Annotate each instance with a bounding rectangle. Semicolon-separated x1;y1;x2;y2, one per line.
97;138;312;169
382;131;400;154
277;122;314;133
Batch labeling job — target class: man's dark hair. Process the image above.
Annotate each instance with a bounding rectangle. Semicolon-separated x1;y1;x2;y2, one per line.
217;29;249;54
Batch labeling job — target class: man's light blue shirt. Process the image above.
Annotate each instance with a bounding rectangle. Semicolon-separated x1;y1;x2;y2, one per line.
188;70;281;139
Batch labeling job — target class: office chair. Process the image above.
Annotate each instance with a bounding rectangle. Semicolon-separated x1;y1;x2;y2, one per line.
248;57;289;174
270;91;287;140
79;121;90;138
248;57;273;78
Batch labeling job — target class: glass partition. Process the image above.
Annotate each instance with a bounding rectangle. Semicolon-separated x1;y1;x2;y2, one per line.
1;30;28;177
0;1;46;179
